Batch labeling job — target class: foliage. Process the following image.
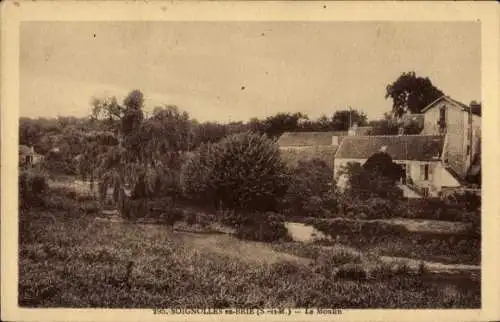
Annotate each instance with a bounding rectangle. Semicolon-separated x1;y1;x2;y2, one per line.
19;170;48;209
386;71;444;117
181;131;290;213
369;113;423;135
281;158;337;218
312;218;480;265
19;213;480;308
338;162;403;201
234;212;292;243
261;112;308;138
330;109;368;131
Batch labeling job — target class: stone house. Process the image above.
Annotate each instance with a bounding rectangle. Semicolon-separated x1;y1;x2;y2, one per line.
333;134;462;198
420;95;481;181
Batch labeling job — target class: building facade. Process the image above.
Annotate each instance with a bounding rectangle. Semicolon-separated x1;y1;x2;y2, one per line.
333;135;461;198
420;96;481;180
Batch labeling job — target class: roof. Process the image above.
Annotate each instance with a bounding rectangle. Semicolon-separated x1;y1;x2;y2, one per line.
421;95;481;117
335;135;445;161
280;145;337;169
278;131;346;147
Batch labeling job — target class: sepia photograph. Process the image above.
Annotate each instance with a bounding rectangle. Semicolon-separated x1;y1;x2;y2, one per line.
2;1;499;321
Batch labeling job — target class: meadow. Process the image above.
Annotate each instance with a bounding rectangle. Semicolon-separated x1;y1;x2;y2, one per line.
19;203;480;309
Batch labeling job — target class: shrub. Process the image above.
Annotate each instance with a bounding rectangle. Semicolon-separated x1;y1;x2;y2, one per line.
43;195;77;211
235;212;291;243
339;161;404;201
159;208;185;227
19;170;48;209
280;158;337;218
312;218;408;244
314;248;363;277
185;211;198;226
342;197;396;219
334;264;368;281
396;197;480;222
180;131;290;213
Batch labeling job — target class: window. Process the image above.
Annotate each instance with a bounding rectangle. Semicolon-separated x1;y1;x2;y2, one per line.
420;164;430;181
438;106;447;133
400;164;407;184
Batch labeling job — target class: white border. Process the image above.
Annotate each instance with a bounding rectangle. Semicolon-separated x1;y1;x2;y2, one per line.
2;1;499;321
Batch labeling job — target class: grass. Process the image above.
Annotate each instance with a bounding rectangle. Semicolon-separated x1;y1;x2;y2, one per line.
310;218;480;265
19;209;480;308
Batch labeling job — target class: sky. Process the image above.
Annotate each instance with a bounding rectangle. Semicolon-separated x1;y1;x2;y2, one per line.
20;21;481;122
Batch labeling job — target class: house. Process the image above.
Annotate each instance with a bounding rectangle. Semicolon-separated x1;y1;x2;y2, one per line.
333;134;462;197
19;145;42;169
420;95;481;181
347;123;374;136
277;131;346;169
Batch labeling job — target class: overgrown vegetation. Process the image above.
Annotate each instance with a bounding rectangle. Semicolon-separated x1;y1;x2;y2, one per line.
280;158;337;218
311;218;480;265
19;211;480;308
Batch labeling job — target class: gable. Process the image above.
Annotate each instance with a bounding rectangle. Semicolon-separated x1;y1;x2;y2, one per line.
421;95;481;117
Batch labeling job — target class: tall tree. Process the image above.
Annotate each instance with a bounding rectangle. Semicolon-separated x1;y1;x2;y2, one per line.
386;71;444;117
263;112;307;138
331;109;368;131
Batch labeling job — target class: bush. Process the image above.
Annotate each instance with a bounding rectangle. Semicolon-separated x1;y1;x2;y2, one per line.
235;212;291;243
340;197;396;219
312;218;408;242
281;158;337;218
339;161;404;201
185;211;198;226
158;208;185;227
180;131;290;213
19;170;48;209
396;197;481;222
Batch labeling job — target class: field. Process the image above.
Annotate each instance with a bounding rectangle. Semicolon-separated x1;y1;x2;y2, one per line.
19;207;480;308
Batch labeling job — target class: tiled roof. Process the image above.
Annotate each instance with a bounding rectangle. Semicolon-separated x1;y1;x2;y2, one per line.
335;135;445;161
280;145;337;169
278;131;346;147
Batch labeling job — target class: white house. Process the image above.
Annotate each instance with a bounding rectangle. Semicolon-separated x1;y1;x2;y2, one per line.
333;134;462;198
420;95;481;181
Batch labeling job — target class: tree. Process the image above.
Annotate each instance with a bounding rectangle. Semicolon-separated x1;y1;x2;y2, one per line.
331;109;368;131
263;112;307;138
363;151;404;183
281;158;337;218
386;71;444;117
339;156;403;201
369;114;400;135
180;131;290;212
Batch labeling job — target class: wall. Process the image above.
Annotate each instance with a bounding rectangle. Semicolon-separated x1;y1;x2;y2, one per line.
422;100;468;177
335;158;459;197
